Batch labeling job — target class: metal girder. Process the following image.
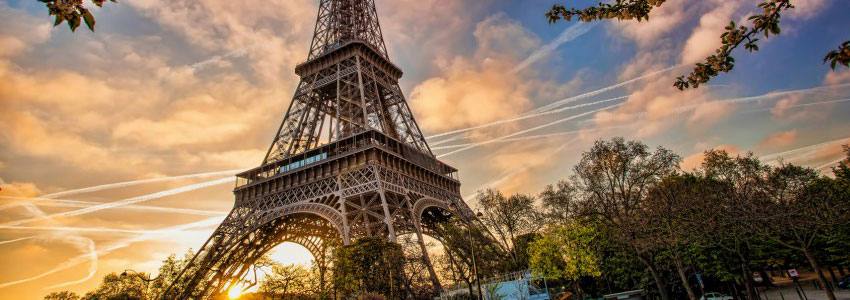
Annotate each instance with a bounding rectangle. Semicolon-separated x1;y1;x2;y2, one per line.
166;0;476;298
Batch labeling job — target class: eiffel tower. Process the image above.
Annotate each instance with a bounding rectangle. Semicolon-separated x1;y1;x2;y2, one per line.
165;0;474;298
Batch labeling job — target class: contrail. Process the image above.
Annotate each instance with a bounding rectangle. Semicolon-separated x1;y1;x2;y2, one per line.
190;48;249;72
0;225;158;234
427;95;627;141
2;177;234;227
0;216;225;290
741;98;850;114
462;139;578;201
437;103;624;158
42;169;244;199
425;66;681;141
816;157;846;171
706;83;850;107
0;236;36;246
440;96;850;153
0;203;99;290
440;83;850;166
760;137;850;162
0;196;227;217
429;134;467;146
432;124;632;151
427;74;849;143
512;23;597;74
528;65;683;115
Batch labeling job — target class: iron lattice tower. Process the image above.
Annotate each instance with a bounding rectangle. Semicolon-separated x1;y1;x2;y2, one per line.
165;0;474;298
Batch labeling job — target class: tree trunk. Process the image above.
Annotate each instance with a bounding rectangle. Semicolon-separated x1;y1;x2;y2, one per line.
802;248;836;300
573;281;584;300
828;267;839;286
638;255;671;300
673;254;698;300
736;251;757;300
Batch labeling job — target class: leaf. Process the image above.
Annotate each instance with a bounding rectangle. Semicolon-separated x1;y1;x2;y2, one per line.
53;14;64;27
82;9;95;31
68;13;81;32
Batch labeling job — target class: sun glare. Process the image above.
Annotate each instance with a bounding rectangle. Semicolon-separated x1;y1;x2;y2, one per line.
227;285;243;299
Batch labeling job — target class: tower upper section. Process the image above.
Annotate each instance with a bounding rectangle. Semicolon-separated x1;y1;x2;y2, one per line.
307;0;389;61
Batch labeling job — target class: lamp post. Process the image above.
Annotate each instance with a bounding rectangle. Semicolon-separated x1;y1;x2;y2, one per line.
121;269;159;292
450;203;484;300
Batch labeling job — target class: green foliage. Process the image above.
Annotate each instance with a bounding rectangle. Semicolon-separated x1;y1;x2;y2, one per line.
82;272;149;300
38;0;116;32
546;0;667;23
833;145;850;182
259;263;318;298
332;237;405;299
44;291;80;300
476;190;540;269
529;222;602;282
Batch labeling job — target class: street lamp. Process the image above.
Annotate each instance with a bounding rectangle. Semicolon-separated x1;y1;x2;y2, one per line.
450;203;484;300
121;269;159;292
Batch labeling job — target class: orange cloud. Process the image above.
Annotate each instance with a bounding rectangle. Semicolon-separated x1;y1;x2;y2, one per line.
758;130;798;150
825;69;850;86
681;1;742;64
0;179;41;198
681;144;741;171
410;14;539;133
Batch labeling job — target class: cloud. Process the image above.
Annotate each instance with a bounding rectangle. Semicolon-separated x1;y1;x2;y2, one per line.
127;0;316;82
825;69;850;86
786;0;828;20
410;14;539;133
611;0;691;49
681;1;743;64
758;130;798;150
0;3;51;58
770;93;832;121
0;179;41;198
681;144;741;171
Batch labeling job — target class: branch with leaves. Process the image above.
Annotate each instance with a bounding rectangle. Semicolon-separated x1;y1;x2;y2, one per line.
674;0;792;90
38;0;116;32
824;41;850;70
547;0;849;91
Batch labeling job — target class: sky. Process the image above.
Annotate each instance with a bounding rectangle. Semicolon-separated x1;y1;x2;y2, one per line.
1;0;850;298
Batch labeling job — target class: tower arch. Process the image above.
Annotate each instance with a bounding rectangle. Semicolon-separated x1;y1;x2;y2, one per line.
165;0;477;298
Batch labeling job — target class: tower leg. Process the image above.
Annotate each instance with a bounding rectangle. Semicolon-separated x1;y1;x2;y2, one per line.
378;190;397;242
407;195;442;293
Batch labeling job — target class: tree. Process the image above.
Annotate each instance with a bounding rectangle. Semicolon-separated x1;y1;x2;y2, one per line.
697;150;771;300
82;272;149;300
644;174;725;300
476;190;540;269
432;218;510;297
397;234;440;299
38;0;116;32
572;137;680;300
833;145;850;182
529;222;602;299
151;250;204;298
260;263;317;298
43;291;80;300
758;164;850;300
539;180;579;223
545;0;850;90
332;237;406;299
